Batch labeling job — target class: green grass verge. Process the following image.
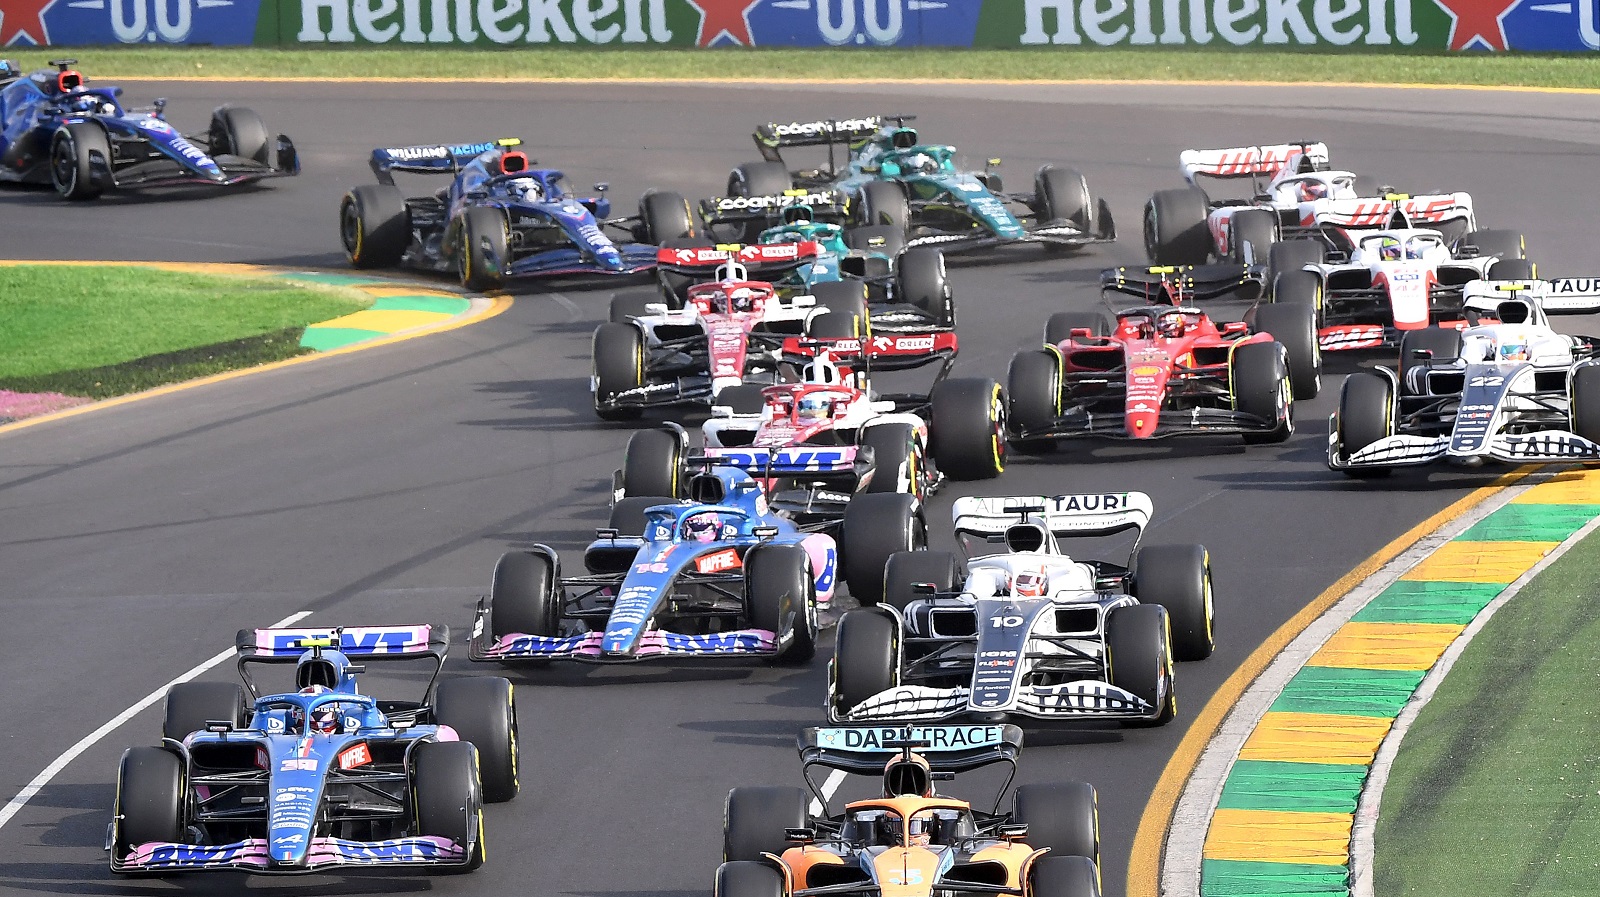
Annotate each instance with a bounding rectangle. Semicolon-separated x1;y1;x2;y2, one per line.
0;265;370;398
9;48;1600;90
1373;527;1600;896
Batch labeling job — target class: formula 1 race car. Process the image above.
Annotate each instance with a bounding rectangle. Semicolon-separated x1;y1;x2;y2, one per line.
1005;299;1311;448
109;625;517;875
339;138;693;290
727;115;1115;255
827;493;1214;726
716;725;1100;897
0;59;296;200
1329;277;1600;474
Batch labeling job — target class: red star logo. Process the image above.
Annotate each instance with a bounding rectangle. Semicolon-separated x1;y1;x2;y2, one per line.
1432;0;1520;50
684;0;760;47
0;0;57;46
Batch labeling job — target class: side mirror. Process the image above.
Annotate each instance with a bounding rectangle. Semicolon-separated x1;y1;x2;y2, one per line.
205;720;234;733
1411;348;1434;361
997;823;1029;841
593;182;609;193
785;827;816;843
987;157;1002;169
753;526;779;540
912;582;937;595
595;527;620;540
709;405;734;418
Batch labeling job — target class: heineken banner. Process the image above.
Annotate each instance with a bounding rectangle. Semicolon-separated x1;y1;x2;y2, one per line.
3;0;1597;51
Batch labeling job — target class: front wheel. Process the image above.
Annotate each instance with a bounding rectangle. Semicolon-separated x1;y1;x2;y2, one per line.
1334;371;1395;477
745;544;817;665
208;105;270;164
1252;301;1321;401
412;741;485;872
1105;604;1175;726
458;206;508;292
111;747;184;869
896;247;954;327
591;323;645;421
489;550;561;640
831;609;898;720
1013;781;1100;863
715;860;785;897
1231;341;1293;445
929;377;1005;480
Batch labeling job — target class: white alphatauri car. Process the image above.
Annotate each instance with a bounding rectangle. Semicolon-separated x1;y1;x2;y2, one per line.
1329;277;1600;474
826;492;1216;726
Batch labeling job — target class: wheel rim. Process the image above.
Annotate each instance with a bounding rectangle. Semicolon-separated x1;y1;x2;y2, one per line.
51;135;76;192
340;203;362;257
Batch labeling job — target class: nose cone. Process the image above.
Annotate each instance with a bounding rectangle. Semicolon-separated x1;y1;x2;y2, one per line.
601;622;639;655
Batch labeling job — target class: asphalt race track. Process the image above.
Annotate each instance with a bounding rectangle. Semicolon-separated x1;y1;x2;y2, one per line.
3;80;1600;897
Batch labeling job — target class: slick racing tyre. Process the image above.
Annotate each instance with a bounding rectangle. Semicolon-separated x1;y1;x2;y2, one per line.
1232;341;1293;445
112;746;184;869
1036;165;1094;231
840;493;923;606
745;544;817;665
1267;239;1325;284
1398;327;1461;392
162;681;246;741
716;383;767;415
638;190;696;244
723;786;808;862
1029;855;1102;897
728;162;792;242
1488;257;1537;281
1465;229;1527;261
1572;365;1600;445
1143;187;1209;265
858;180;910;233
1229;208;1278;265
609;289;659;323
434;676;520;803
1045;312;1111;347
715;861;785;897
896;247;954;327
882;550;961;613
1130;543;1215;661
1013;782;1100;863
931;378;1006;480
1252;300;1321;400
591;322;645;421
458;206;509;292
860;422;917;496
1105;604;1176;726
341;184;411;269
412;741;485;872
50;121;111;201
622;427;685;498
810;280;870;338
1006;349;1062;449
208;105;270;164
490;550;561;641
831;609;898;720
1334;371;1396;478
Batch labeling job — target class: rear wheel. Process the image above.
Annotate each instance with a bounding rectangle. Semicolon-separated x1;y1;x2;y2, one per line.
1045;312;1110;347
1397;327;1461;390
1252;301;1321;400
930;377;1005;480
162;681;246;742
434;676;519;803
859;180;909;233
717;383;768;414
1334;371;1395;477
412;741;485;872
638;190;696;244
608;289;659;323
592;323;645;421
489;550;561;640
1465;229;1526;260
208;106;270;164
882;550;960;613
728;162;791;242
458;206;508;292
840;493;923;606
1030;855;1102;897
622;427;684;498
1130;544;1214;662
50;122;111;200
1013;782;1100;863
860;422;916;495
1007;349;1062;445
111;746;184;866
723;787;808;863
1572;365;1600;444
745;545;817;665
831;609;898;719
1229;208;1278;265
715;860;786;897
340;184;411;269
608;495;676;537
896;247;954;327
1143;187;1210;265
1231;342;1292;444
1105;604;1175;726
1488;257;1537;281
810;280;869;337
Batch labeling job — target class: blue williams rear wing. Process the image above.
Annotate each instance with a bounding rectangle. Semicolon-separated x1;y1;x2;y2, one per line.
369;138;521;182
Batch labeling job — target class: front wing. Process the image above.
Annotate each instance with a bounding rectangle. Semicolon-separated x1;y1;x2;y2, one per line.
470;626;777;662
113;835;468;873
833;681;1156;723
506;244;657;278
1013;406;1282;442
1328;425;1600;469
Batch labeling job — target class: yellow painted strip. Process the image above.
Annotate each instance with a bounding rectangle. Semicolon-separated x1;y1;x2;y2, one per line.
353;286;462;299
1124;470;1531;897
1203;808;1353;866
1402;540;1558;583
1239;712;1392;765
1513;473;1600;505
1309;622;1466;671
308;309;453;332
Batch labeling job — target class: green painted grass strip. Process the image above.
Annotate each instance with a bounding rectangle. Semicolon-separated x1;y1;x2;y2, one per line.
273;272;391;287
370;295;472;314
1216;760;1368;814
1455;503;1600;544
1270;666;1426;717
1201;859;1350;897
298;327;386;352
1351;580;1505;625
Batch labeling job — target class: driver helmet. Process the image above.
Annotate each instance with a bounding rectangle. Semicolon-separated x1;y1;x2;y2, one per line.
684;512;722;543
1296;180;1328;202
506;176;544;203
728;287;757;314
880;811;936;847
905;153;937;175
67;94;108;115
297;686;340;734
890;127;919;150
797;394;830;422
1157;312;1187;338
0;61;17;80
782;204;814;226
1377;236;1403;261
1498;339;1530;362
1014;569;1049;598
802;355;842;385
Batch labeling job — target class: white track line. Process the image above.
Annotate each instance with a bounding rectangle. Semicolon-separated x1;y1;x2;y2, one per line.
810;768;849;816
0;610;312;832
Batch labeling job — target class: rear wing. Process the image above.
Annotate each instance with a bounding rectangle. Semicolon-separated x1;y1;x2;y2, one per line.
700;189;850;226
952;493;1153;541
1306;193;1472;231
781;332;957;380
754;115;886;159
1180;141;1329;185
798;724;1022;775
1101;264;1261;305
235;624;448;698
1464;278;1600;316
369;138;520;183
656;241;822;275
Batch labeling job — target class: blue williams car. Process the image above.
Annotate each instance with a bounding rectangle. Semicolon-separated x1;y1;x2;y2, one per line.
109;625;517;874
469;463;919;666
339;138;695;291
0;59;297;201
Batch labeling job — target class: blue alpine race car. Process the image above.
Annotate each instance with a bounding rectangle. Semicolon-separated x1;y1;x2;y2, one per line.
0;59;297;200
109;625;517;875
469;463;919;665
339;138;695;291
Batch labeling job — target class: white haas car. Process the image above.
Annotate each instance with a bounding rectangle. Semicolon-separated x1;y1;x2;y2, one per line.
591;248;859;420
826;492;1215;725
1330;277;1600;474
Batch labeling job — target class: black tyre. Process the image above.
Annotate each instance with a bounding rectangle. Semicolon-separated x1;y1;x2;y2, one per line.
930;377;1005;480
1229;208;1277;265
1030;855;1102;897
1007;349;1062;443
896;247;954;327
1036;165;1093;231
882;550;960;613
717;383;768;415
745;545;817;665
608;495;677;537
434;676;519;803
489;550;560;640
811;279;870;337
840;493;923;606
1143;187;1210;265
845;224;905;257
728;161;791;197
162;681;246;742
1130;543;1214;662
1253;301;1321;401
859;180;909;232
1465;229;1526;260
1105;603;1175;725
458;206;509;292
861;423;916;495
340;184;410;269
1045;312;1111;347
1013;781;1100;862
1267;239;1325;282
1270;267;1322;309
1231;341;1292;445
622;427;684;498
638;190;696;244
1334;371;1395;477
112;746;184;864
831;609;898;719
608;289;659;323
1397;327;1461;391
723;787;808;862
208;105;269;164
50;121;110;200
412;740;485;872
715;860;785;897
807;307;861;339
1572;365;1600;444
1488;257;1537;281
592;322;645;421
